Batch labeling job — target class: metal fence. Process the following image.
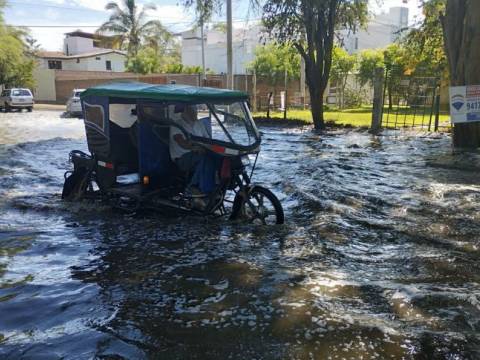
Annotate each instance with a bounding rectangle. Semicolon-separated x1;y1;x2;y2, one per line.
381;75;445;131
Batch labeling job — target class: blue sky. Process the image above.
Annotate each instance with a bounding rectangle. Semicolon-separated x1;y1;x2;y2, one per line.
3;0;423;51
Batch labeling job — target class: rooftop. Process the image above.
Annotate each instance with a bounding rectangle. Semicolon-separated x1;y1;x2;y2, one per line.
36;49;127;60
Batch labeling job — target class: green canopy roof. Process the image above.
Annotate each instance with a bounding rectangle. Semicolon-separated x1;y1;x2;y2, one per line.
80;81;249;102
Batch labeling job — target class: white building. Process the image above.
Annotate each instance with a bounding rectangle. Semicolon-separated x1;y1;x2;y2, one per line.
341;6;409;54
181;25;262;75
36;50;127;72
36;31;127;72
181;6;408;74
33;31;127;102
63;30;114;56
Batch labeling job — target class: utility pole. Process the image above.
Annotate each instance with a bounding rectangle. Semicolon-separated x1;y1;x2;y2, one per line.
200;21;206;86
300;57;306;109
226;0;233;89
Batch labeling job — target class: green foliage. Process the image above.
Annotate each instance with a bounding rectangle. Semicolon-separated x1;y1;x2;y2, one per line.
98;0;172;58
162;63;203;74
126;47;202;75
247;43;300;86
331;46;356;108
180;0;223;24
0;6;35;89
357;49;384;86
211;22;227;33
260;0;369;129
126;48;161;74
383;44;408;76
343;87;368;108
331;46;356;84
402;0;446;76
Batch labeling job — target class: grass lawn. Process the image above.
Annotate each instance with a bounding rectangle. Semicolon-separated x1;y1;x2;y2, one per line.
253;106;451;129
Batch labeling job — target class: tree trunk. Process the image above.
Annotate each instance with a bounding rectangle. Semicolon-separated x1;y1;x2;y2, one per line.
442;0;480;148
388;83;393;110
304;66;326;129
310;87;325;130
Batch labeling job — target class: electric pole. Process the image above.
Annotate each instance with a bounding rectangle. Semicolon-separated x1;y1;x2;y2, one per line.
226;0;233;89
200;21;206;85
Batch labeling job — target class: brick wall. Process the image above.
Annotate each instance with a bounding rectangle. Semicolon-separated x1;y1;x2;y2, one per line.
51;70;309;107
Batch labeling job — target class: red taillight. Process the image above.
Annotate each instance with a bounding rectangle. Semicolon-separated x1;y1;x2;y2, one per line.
220;158;231;179
211;144;225;154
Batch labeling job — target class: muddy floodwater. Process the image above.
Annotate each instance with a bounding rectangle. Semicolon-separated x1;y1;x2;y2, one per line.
1;110;480;359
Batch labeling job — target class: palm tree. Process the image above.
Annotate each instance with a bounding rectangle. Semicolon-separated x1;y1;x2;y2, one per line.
97;0;167;57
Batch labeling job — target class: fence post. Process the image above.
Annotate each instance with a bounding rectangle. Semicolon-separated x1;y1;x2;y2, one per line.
434;94;441;131
283;68;288;121
370;67;385;134
253;70;257;112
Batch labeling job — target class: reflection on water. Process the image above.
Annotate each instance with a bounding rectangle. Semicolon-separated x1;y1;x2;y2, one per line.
0;111;479;359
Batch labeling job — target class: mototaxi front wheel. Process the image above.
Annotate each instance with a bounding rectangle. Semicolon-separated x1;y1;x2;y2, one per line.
231;185;284;225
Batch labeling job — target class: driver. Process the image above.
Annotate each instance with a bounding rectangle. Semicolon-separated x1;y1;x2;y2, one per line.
169;104;210;190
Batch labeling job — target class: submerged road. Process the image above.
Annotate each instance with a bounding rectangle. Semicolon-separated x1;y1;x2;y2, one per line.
0;110;479;359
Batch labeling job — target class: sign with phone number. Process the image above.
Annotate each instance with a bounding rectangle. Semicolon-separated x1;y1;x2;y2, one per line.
450;85;480;123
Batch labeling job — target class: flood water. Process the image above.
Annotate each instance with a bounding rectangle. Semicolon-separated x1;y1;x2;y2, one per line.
1;110;479;359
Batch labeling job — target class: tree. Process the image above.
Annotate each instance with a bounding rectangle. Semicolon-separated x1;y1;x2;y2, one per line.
383;44;408;109
330;46;356;108
97;0;166;57
248;43;300;92
126;47;161;74
441;0;480;148
0;3;35;89
402;0;447;76
261;0;368;129
357;49;384;87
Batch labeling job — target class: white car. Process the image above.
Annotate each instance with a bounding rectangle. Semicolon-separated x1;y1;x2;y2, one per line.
66;89;85;117
0;88;34;112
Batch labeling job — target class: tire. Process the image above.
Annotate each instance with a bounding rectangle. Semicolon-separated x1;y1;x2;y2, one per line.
62;168;90;201
230;185;284;225
27;107;33;112
4;104;10;113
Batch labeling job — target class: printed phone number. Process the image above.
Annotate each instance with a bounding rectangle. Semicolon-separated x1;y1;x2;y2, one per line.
467;101;480;110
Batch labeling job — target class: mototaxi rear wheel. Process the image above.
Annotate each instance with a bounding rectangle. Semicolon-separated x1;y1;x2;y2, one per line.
230;185;284;225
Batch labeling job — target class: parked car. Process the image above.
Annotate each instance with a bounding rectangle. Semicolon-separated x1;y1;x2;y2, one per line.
66;89;85;117
0;88;34;112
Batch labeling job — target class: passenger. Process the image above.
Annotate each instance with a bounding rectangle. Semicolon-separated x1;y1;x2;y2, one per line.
169;104;211;193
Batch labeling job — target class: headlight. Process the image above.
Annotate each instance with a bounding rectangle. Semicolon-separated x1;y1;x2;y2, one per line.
241;155;250;166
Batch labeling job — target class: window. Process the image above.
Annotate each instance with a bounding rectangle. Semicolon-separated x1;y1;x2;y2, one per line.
354;38;359;50
106;60;112;71
48;60;62;69
1;90;9;97
84;103;105;132
12;89;32;96
76;58;80;63
95;56;101;60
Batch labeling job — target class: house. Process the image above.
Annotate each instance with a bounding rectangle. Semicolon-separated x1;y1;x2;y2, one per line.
181;25;261;75
182;6;408;75
340;6;409;54
33;31;128;102
36;31;127;72
36;49;127;72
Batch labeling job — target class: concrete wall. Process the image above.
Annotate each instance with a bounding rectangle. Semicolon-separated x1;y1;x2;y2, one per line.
32;68;56;102
64;36;95;56
83;53;126;72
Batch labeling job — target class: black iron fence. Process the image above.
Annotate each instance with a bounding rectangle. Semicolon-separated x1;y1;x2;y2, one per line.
381;74;444;131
